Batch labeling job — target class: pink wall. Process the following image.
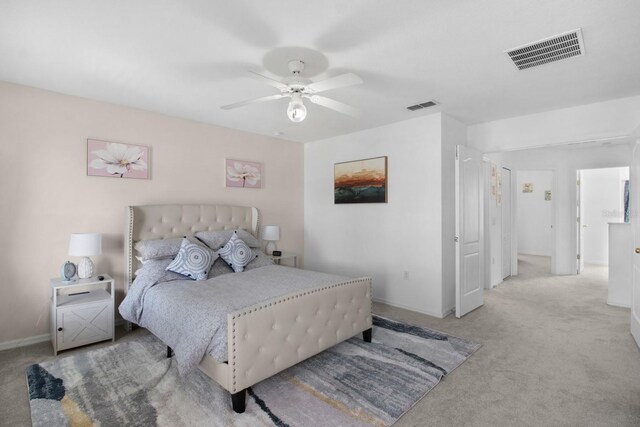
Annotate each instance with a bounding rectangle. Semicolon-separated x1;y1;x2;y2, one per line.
0;81;304;345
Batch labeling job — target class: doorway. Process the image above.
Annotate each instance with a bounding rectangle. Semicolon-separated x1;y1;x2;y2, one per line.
502;167;512;279
516;170;554;273
576;167;630;273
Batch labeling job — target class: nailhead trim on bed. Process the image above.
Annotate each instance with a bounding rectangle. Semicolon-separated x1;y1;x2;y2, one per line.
229;277;372;392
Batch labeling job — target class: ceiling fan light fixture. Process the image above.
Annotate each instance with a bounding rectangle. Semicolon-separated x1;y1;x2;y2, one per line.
287;94;307;122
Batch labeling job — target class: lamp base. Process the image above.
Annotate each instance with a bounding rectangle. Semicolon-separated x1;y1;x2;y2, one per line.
77;257;95;279
265;241;277;255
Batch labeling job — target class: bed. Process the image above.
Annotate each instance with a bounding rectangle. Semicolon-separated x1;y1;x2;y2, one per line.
122;204;372;413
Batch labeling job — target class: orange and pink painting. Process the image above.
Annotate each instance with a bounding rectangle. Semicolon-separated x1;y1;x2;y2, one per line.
334;156;387;204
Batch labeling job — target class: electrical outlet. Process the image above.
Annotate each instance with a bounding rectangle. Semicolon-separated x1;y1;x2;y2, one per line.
403;271;409;280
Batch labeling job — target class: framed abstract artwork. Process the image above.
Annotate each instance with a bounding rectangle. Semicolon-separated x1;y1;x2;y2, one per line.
334;156;387;204
225;159;262;188
87;139;149;179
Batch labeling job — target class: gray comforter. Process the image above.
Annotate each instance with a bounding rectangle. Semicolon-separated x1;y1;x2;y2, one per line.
119;260;348;374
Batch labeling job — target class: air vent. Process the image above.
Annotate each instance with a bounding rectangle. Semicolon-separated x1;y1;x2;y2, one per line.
506;28;584;71
406;100;438;111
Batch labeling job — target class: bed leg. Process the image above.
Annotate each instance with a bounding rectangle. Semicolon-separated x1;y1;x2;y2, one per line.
231;389;246;413
363;328;372;343
167;346;173;358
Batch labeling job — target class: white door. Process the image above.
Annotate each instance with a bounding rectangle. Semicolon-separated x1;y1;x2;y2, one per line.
631;141;640;348
502;168;512;279
456;145;484;318
577;171;585;273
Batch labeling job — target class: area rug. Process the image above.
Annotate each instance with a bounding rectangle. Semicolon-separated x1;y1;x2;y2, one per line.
26;315;480;426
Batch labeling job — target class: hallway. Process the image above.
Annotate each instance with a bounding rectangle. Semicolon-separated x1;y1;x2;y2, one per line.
377;254;639;426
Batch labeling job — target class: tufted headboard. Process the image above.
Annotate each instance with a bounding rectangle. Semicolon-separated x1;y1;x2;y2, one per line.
124;204;260;294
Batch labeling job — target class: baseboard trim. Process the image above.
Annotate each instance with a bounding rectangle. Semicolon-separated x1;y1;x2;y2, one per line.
490;278;503;288
518;252;552;257
0;319;126;352
607;299;631;309
631;312;640;349
0;333;50;352
372;297;448;319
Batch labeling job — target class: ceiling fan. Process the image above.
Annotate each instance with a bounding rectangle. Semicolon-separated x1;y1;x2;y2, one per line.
221;60;363;123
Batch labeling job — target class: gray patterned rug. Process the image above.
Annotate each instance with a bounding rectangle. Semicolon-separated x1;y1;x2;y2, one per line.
26;316;479;426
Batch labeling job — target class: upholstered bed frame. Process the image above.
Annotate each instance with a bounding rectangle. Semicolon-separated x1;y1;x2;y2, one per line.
125;204;373;413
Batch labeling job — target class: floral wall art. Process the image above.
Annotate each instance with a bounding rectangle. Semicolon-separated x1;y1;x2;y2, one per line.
87;139;149;179
226;159;262;188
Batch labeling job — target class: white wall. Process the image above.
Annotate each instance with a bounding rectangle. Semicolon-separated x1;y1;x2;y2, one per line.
305;113;461;318
501;168;513;279
0;81;304;345
468;96;640;153
581;167;629;265
441;114;468;313
608;223;633;307
487;163;504;285
489;144;631;274
516;170;553;257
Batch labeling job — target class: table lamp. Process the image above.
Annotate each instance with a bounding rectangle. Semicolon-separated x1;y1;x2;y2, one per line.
261;225;280;255
69;233;102;279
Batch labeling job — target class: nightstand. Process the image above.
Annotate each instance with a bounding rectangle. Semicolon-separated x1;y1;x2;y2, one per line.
50;275;115;355
269;252;297;268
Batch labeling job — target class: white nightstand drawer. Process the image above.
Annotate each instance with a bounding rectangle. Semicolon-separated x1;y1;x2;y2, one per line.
50;274;115;355
56;301;113;351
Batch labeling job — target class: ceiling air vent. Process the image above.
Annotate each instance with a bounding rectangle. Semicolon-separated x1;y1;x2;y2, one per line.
407;100;438;111
506;28;584;71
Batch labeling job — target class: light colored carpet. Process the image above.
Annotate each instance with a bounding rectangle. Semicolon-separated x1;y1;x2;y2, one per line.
2;255;640;426
379;255;640;426
26;316;478;426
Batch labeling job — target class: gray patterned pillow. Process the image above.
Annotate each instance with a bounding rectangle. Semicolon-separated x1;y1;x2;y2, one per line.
195;229;261;251
218;231;257;273
207;257;234;279
243;249;275;272
134;237;184;261
166;238;217;280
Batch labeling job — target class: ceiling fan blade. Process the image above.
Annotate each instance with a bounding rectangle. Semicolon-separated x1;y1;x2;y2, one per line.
248;70;289;91
221;93;287;110
306;73;363;93
309;95;361;117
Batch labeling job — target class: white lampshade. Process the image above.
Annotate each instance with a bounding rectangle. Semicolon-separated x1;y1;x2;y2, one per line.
69;233;102;257
261;225;280;241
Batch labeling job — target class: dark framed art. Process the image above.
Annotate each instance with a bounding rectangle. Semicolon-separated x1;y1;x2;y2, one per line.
334;156;387;204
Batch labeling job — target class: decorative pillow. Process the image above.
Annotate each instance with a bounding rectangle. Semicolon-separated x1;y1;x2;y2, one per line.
166;238;217;280
135;237;184;261
135;258;185;283
243;249;275;272
218;231;257;273
195;229;261;251
207;257;234;279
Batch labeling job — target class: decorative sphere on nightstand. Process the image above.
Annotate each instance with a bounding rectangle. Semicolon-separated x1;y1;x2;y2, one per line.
77;257;95;279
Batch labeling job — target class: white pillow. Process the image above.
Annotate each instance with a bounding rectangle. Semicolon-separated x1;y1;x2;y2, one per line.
166;238;217;280
218;231;257;273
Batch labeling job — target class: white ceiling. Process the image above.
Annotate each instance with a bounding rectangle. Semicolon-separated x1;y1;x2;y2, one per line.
1;0;639;143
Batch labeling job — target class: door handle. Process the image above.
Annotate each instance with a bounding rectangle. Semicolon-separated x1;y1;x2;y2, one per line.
635;248;640;254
